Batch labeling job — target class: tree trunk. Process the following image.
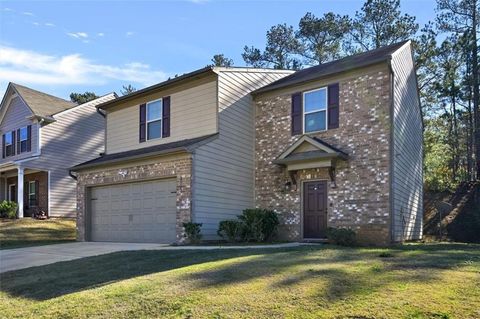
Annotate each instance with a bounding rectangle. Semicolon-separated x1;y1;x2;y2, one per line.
473;0;480;179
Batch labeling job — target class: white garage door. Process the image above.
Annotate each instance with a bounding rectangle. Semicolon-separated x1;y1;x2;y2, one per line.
90;179;177;243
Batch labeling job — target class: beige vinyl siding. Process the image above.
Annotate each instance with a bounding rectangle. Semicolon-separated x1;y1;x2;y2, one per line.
106;76;218;154
0;96;38;162
26;94;115;217
193;69;293;239
391;43;423;241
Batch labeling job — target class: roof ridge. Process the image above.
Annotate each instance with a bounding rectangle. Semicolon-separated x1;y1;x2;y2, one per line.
253;40;410;94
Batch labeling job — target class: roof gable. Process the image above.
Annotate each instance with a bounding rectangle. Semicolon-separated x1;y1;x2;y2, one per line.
0;89;34;128
10;83;76;118
273;135;348;166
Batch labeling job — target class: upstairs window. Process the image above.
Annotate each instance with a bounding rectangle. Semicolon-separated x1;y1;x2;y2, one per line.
303;87;327;133
5;131;13;157
146;99;162;140
19;127;28;153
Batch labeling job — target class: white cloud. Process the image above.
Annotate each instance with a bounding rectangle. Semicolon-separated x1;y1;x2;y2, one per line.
97;32;105;37
22;11;34;16
45;22;55;27
32;22;40;26
187;0;210;4
0;46;168;87
125;31;135;37
67;32;88;39
3;8;14;12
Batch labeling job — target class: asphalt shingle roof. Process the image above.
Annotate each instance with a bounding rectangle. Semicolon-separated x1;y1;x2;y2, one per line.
11;83;77;117
71;134;218;171
254;41;408;94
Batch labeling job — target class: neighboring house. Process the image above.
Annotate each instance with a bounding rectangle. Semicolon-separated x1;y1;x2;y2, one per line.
0;83;116;218
72;40;422;245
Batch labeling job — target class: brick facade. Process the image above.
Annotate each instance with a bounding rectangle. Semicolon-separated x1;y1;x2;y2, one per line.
75;154;193;243
254;68;392;245
7;171;48;217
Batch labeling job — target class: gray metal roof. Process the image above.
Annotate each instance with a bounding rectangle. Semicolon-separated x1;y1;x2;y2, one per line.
254;41;408;94
71;133;218;171
11;83;77;117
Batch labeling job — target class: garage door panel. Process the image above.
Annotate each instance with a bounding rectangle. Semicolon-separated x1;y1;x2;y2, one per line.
90;179;177;243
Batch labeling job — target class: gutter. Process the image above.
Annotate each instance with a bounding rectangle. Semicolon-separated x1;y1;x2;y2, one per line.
96;67;216;110
71;148;190;172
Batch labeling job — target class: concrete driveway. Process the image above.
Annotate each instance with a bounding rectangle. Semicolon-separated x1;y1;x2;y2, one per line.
0;242;304;273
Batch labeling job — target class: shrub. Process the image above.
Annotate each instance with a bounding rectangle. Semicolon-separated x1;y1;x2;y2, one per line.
182;222;202;244
261;209;280;241
238;208;279;242
326;227;356;246
0;200;17;219
238;209;265;242
217;220;242;242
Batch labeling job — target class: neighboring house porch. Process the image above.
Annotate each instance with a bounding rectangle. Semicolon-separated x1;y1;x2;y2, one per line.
0;164;49;218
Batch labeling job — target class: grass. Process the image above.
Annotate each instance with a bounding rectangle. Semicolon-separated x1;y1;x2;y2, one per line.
0;243;479;318
0;218;76;250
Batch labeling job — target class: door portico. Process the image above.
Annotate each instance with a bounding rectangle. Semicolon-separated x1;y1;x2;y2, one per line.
0;164;48;218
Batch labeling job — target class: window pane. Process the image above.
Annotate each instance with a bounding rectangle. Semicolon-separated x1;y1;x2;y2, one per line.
304;89;327;112
5;132;12;145
29;182;36;194
147;100;162;121
20;127;27;141
147;120;162;139
305;111;326;132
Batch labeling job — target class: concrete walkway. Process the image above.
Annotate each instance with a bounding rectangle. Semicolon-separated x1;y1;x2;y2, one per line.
0;242;305;273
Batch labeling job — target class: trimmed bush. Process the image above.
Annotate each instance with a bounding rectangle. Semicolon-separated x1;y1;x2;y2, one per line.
261;209;280;241
183;222;202;244
238;209;265;242
0;200;17;219
326;227;357;246
217;208;280;243
238;208;279;242
217;220;242;242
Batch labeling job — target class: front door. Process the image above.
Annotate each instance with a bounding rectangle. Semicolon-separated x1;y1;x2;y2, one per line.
303;181;328;238
8;184;16;203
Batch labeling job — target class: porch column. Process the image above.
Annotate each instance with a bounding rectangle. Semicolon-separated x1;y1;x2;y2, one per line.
17;167;24;218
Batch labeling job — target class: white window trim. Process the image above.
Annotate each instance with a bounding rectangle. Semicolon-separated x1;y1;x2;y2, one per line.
28;180;36;207
146;98;163;141
303;87;328;134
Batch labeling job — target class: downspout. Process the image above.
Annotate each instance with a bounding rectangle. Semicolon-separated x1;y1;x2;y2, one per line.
96;108;106;118
388;58;396;244
69;170;78;181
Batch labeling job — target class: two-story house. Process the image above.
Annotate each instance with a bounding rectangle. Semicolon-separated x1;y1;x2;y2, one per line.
0;83;116;218
253;40;423;245
72;40;423;245
71;67;293;243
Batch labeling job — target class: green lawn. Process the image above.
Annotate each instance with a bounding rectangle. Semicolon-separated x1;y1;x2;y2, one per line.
0;218;76;249
0;244;479;318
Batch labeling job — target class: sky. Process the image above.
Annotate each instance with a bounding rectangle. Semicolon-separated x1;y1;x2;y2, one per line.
0;0;438;100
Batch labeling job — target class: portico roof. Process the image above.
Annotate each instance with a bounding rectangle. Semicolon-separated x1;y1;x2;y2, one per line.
273;135;348;170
